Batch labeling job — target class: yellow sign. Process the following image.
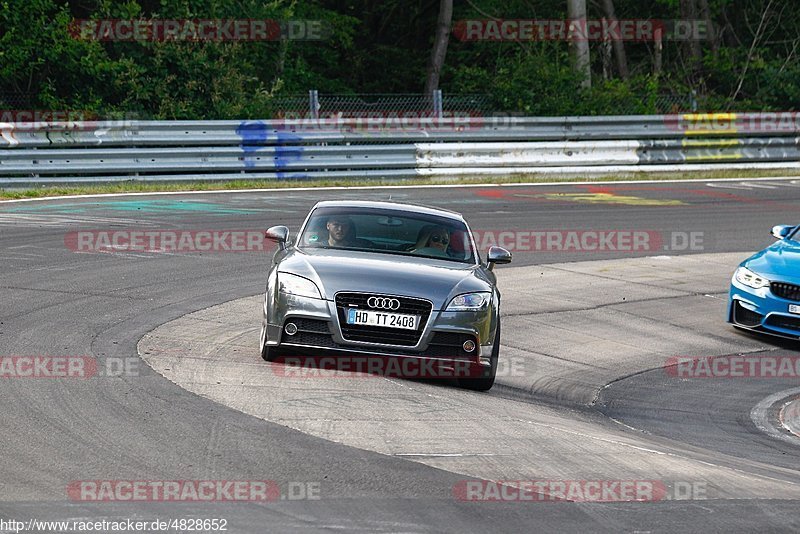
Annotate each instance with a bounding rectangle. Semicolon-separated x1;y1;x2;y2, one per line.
680;112;738;135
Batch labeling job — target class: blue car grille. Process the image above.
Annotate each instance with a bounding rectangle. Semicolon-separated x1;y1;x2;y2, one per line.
765;314;800;332
732;300;763;327
335;292;432;346
771;282;800;302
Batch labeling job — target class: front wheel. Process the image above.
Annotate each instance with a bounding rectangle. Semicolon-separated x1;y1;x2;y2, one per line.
259;323;281;362
459;322;499;391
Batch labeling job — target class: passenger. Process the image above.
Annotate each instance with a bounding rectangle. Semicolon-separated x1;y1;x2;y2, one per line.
412;225;450;257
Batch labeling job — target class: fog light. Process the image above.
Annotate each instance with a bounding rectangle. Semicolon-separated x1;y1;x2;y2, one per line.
462;340;476;353
285;322;298;336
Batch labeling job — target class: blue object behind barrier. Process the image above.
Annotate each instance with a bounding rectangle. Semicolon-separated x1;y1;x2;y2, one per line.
236;121;304;175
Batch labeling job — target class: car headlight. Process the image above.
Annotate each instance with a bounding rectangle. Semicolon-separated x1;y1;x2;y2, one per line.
447;292;490;311
278;273;322;299
734;267;770;289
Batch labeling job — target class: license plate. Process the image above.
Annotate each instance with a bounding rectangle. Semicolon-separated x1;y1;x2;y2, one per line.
347;308;419;330
790;305;800;315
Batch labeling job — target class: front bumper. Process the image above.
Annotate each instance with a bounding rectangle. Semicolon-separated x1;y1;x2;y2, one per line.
728;278;800;339
264;291;497;369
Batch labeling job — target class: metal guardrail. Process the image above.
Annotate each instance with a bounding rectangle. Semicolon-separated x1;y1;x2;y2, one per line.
1;114;798;185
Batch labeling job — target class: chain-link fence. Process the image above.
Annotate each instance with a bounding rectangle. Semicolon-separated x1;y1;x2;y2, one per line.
648;93;697;114
271;92;492;118
0;90;697;120
0;92;34;109
271;91;696;118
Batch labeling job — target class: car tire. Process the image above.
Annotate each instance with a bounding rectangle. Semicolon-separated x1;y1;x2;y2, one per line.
259;323;281;362
260;343;282;362
459;322;499;391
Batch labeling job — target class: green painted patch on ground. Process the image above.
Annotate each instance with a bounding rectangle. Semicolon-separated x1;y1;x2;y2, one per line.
6;199;259;215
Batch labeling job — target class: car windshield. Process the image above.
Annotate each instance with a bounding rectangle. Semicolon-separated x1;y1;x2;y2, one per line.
298;206;477;264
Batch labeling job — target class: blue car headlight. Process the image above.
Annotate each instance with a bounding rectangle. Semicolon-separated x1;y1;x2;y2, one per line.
447;292;490;311
734;267;770;289
278;273;322;299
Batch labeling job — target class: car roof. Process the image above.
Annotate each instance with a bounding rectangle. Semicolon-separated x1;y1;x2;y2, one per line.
311;200;465;221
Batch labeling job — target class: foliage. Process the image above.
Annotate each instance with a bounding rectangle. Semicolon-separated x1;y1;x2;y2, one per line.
0;0;796;117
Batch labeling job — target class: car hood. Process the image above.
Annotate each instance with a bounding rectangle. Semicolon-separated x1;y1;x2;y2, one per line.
277;247;493;309
742;240;800;283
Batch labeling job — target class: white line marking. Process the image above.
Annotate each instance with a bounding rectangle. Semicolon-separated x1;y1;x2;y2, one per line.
0;251;46;257
394;453;498;457
516;418;667;455
706;183;754;190
3;176;800;204
707;180;800;190
760;182;800;188
0;213;161;227
736;182;777;189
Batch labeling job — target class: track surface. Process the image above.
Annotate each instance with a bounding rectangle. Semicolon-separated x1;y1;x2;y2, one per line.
1;179;800;532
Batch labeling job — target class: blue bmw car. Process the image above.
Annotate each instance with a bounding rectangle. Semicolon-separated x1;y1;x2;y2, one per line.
728;224;800;339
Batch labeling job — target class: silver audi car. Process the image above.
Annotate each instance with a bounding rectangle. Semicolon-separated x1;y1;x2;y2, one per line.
259;200;511;390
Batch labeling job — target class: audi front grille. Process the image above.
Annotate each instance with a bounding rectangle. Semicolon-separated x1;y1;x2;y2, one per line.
335;292;433;346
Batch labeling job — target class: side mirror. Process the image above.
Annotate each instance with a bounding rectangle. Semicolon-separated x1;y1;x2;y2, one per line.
771;225;794;240
265;225;290;248
486;246;512;271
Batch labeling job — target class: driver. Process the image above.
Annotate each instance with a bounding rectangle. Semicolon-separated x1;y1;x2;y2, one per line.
326;216;373;248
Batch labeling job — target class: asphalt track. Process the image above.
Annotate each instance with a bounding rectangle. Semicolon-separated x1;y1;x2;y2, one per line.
1;178;800;532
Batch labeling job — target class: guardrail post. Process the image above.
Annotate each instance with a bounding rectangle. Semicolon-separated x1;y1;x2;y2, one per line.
433;90;443;119
309;89;320;120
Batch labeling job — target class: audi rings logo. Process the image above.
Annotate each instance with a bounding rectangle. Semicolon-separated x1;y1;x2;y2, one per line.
367;297;401;310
